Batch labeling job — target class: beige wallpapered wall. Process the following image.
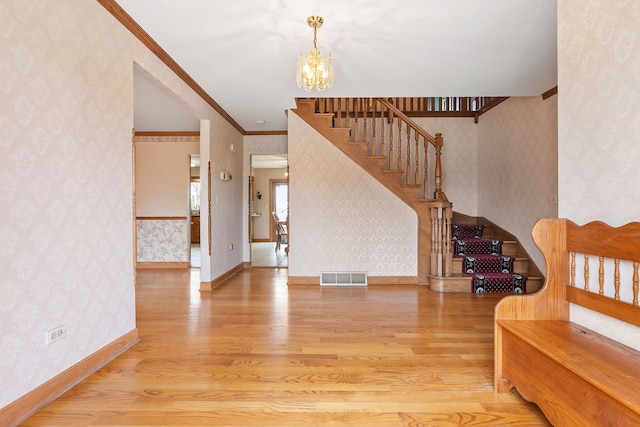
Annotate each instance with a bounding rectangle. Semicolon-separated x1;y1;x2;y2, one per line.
0;0;244;408
416;99;558;272
0;1;137;407
288;112;418;278
413;117;479;217
558;0;640;350
477;96;559;270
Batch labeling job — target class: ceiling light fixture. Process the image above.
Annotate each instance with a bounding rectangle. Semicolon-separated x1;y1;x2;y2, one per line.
297;16;333;92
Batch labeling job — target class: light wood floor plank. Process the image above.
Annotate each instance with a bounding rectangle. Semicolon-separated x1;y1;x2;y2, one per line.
20;268;549;426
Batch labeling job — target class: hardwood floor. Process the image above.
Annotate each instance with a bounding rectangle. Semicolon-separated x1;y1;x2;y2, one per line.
21;268;549;426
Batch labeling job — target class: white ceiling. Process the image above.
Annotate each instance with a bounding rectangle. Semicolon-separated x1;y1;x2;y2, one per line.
121;0;557;133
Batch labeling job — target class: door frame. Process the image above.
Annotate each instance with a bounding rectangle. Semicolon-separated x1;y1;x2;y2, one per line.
269;178;288;242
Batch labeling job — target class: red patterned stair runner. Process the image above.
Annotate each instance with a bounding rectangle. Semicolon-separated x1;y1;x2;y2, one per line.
452;224;527;294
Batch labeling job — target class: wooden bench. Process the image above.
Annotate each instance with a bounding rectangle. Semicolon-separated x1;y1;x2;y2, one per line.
494;218;640;426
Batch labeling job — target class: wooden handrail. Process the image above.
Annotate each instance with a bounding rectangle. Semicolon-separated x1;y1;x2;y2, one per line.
376;98;437;146
311;97;448;199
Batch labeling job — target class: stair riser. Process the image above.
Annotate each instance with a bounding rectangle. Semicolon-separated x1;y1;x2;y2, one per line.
452;257;529;275
429;274;543;293
501;241;516;256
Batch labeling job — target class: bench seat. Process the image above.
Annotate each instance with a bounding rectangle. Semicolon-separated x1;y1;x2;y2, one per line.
495;219;640;426
499;319;640;425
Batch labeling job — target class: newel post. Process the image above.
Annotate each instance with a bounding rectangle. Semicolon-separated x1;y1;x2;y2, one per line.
434;133;445;200
429;201;453;278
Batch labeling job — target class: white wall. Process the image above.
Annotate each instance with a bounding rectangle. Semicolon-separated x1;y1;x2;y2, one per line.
558;0;640;350
0;0;243;410
288;112;417;278
477;96;559;269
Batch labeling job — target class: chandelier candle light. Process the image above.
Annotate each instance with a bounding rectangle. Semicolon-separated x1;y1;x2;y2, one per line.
297;15;334;91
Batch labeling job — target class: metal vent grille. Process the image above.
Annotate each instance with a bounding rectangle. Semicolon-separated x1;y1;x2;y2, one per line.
320;271;368;286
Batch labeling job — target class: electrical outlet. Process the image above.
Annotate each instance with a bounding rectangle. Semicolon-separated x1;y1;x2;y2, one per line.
46;325;66;345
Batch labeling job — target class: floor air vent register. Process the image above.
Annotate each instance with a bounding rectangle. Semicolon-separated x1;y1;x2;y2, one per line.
320;272;368;286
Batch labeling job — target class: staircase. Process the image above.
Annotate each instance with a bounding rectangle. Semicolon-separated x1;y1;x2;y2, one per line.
431;215;543;293
292;98;452;286
292;98;542;293
452;223;527;293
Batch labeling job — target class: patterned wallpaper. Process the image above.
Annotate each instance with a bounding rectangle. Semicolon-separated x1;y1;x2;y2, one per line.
416;100;558;273
477;96;559;270
558;0;640;350
413;117;480;216
136;220;189;262
0;1;136;407
288;112;417;277
0;0;245;409
207;124;244;280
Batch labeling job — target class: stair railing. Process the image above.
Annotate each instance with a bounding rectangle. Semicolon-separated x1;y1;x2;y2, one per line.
311;97;454;278
314;98;448;201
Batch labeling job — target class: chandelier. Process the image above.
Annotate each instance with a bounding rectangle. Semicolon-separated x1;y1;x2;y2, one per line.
296;16;334;92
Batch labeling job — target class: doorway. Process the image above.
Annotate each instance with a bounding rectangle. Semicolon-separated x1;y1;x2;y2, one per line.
270;179;288;242
249;154;288;267
189;154;201;268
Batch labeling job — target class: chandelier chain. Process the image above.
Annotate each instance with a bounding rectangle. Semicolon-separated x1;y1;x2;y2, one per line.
313;26;318;50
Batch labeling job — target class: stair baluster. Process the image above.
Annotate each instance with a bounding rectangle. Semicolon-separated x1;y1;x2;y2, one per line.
345;98;351;140
423;138;429;199
387;109;394;171
371;99;377;156
405;126;411;185
379;100;385;159
354;98;360;142
414;130;420;186
396;119;402;171
362;99;369;154
434;133;445;200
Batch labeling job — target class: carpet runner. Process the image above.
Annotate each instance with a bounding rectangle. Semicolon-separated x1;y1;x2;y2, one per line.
452;224;527;294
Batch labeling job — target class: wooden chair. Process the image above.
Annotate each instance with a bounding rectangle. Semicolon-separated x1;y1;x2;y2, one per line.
272;212;288;252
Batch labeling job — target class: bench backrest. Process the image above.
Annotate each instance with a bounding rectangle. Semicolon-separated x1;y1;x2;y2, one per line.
535;218;640;327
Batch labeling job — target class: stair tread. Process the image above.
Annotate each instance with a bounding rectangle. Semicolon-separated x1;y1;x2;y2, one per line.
451;222;537;294
330;128;350;134
465;272;527;277
453;255;528;261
